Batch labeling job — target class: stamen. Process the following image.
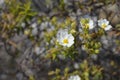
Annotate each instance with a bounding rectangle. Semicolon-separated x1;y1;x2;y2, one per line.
102;24;106;29
63;39;68;44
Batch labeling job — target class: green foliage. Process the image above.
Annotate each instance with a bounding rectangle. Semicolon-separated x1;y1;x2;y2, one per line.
99;0;116;4
0;0;37;37
48;68;70;80
45;17;114;60
79;60;103;80
49;60;103;80
59;0;65;11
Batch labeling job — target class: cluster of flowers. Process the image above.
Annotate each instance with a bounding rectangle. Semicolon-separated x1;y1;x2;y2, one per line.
57;18;112;47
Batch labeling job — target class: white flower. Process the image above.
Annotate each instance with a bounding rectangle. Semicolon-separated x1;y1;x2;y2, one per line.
98;19;112;31
68;75;81;80
57;29;74;47
80;18;94;29
35;47;40;55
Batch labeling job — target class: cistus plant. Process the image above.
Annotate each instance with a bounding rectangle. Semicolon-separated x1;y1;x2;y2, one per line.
45;17;113;80
48;60;103;80
46;17;112;60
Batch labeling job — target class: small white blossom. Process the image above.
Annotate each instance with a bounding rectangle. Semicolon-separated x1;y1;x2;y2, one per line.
68;75;81;80
57;29;74;47
80;18;94;29
31;23;37;28
35;47;41;55
98;19;112;31
74;63;79;69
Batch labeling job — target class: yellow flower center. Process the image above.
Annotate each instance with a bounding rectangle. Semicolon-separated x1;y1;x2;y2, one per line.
102;24;107;29
82;24;89;29
85;24;89;29
63;39;68;44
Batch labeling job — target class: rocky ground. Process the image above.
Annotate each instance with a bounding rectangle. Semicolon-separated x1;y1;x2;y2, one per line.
0;0;120;80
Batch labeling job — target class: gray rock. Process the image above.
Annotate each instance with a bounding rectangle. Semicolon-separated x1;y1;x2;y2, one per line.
0;0;4;7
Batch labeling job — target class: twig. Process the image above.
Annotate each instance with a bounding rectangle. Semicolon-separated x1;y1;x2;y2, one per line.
16;47;32;64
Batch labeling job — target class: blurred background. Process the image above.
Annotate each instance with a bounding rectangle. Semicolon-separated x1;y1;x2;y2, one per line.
0;0;120;80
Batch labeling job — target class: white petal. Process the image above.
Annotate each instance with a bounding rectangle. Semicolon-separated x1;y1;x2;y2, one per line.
67;40;74;47
89;25;94;29
68;75;81;80
68;34;74;40
31;23;37;28
57;37;63;43
89;20;94;29
105;20;109;25
105;25;112;31
57;29;68;40
103;19;109;25
59;29;68;37
62;43;67;47
98;19;110;27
